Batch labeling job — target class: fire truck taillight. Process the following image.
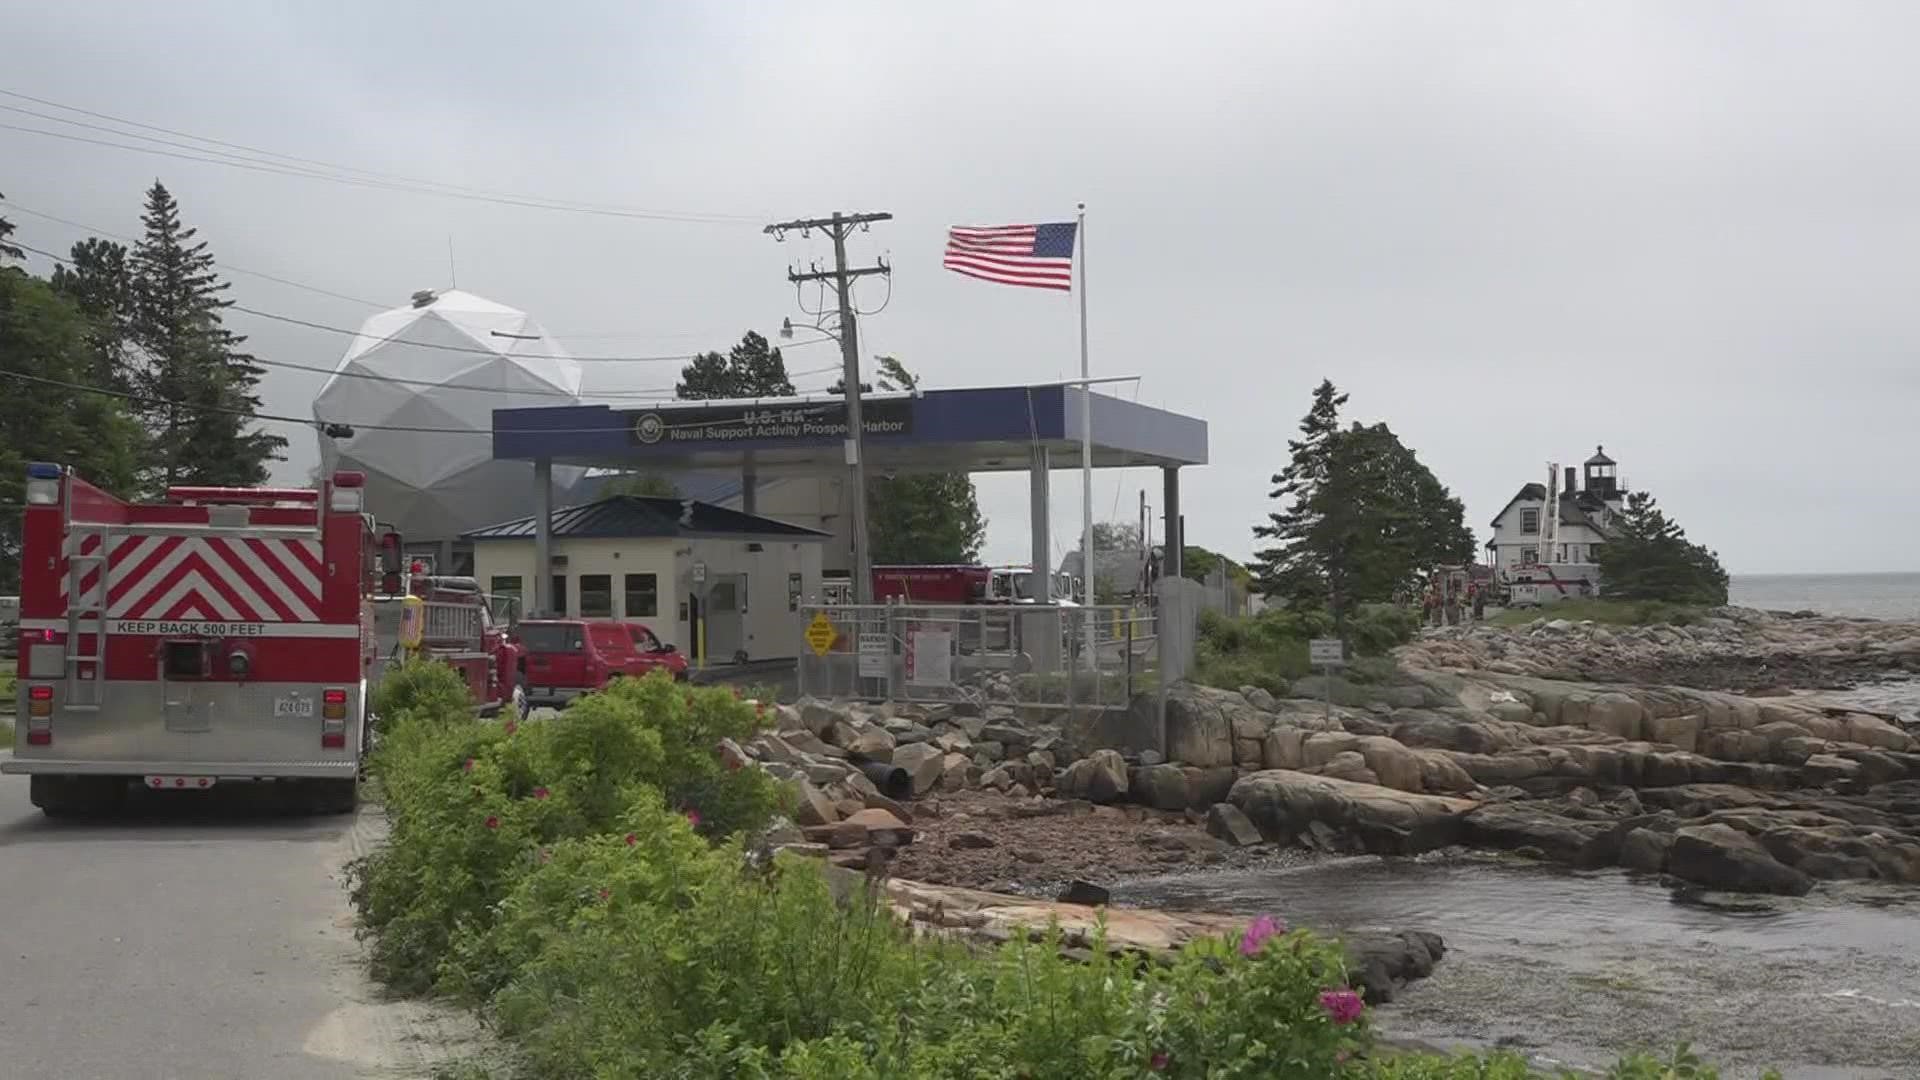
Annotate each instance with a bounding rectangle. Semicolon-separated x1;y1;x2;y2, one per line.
329;470;365;512
26;685;53;745
25;462;61;505
321;688;349;748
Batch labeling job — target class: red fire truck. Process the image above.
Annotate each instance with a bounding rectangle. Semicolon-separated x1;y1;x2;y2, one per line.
871;564;994;604
5;463;394;815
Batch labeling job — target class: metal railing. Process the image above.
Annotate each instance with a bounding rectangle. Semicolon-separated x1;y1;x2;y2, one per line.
797;602;1159;712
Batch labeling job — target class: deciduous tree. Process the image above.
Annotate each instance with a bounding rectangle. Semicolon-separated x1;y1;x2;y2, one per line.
0;268;142;587
675;331;795;400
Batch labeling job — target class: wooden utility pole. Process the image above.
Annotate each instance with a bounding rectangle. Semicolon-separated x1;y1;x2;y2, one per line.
764;212;892;603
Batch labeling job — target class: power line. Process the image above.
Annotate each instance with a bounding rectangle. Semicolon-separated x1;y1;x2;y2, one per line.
0;88;768;224
10;237;834;367
227;302;834;365
0;89;763;224
0;366;856;438
1;199;385;308
8;243;839;397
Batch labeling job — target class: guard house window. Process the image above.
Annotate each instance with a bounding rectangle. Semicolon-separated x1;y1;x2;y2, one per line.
580;574;613;617
1520;508;1540;534
490;576;523;609
624;573;659;618
550;575;569;617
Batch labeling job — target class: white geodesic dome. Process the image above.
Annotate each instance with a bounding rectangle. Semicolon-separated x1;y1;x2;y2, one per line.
314;290;586;541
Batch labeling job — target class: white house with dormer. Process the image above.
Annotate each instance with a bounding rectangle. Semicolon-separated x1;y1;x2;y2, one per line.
1485;447;1627;600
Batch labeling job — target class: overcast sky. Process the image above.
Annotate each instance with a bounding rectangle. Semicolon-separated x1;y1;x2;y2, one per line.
5;2;1915;575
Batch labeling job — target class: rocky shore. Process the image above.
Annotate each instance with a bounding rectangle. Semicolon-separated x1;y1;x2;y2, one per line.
1403;606;1920;692
724;608;1920;1026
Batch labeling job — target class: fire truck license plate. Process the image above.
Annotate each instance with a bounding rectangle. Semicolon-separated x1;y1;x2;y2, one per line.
274;695;315;718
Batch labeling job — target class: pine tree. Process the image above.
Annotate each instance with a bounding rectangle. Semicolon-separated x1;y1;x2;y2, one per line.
1595;491;1729;605
129;181;285;490
675;331;796;399
1251;382;1473;629
51;237;136;392
1250;379;1347;614
0;196;21;261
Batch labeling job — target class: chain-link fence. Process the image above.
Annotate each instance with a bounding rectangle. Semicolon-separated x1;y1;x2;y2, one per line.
797;603;1160;712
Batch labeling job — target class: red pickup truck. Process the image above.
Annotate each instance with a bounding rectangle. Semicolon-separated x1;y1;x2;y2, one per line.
516;618;688;706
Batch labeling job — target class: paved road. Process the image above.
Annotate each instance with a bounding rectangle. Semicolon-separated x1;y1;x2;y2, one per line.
0;770;471;1079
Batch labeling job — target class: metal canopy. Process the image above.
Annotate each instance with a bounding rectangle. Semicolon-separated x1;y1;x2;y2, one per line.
491;385;1207;475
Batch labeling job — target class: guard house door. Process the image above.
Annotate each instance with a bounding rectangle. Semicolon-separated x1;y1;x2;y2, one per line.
704;574;748;663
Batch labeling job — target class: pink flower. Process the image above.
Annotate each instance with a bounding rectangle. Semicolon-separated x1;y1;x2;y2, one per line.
1149;1050;1169;1071
533;786;550;800
484;815;500;830
1319;988;1365;1026
684;808;702;828
624;833;637;846
503;719;518;735
462;758;474;773
597;887;611;902
1239;914;1286;957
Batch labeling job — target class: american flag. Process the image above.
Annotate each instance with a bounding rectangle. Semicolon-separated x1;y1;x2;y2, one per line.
943;222;1078;291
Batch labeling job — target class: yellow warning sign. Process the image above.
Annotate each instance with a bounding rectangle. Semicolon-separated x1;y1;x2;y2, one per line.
805;611;839;656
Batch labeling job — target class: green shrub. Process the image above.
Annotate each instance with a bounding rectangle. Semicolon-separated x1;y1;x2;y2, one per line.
370;656;475;734
351;671;778;992
1194;605;1418;696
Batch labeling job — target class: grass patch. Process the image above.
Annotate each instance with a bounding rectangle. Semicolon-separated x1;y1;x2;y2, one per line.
1489;599;1707;628
1193;605;1420;697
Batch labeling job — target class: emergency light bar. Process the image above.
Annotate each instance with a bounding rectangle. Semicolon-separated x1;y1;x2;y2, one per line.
25;462;61;505
329;471;365;512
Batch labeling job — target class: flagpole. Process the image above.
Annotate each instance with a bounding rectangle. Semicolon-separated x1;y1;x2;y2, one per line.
1077;202;1096;667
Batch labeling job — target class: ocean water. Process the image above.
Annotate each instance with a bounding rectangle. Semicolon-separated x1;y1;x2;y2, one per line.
1729;573;1920;621
1119;859;1920;1078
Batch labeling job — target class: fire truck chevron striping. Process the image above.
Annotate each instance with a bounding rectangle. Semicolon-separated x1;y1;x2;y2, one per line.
5;464;385;816
58;534;326;622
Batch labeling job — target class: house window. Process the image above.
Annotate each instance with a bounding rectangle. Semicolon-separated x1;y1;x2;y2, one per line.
1589;543;1606;562
550;574;568;617
1520;508;1540;534
624;573;659;618
580;574;613;617
1520;549;1539;567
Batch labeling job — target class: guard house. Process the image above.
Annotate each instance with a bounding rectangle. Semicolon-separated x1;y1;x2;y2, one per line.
488;384;1208;638
462;496;828;663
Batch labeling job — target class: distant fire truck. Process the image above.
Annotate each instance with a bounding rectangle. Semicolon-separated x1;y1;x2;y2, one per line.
871;564;994;604
382;573;523;718
5;464;401;815
869;564;1081;606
